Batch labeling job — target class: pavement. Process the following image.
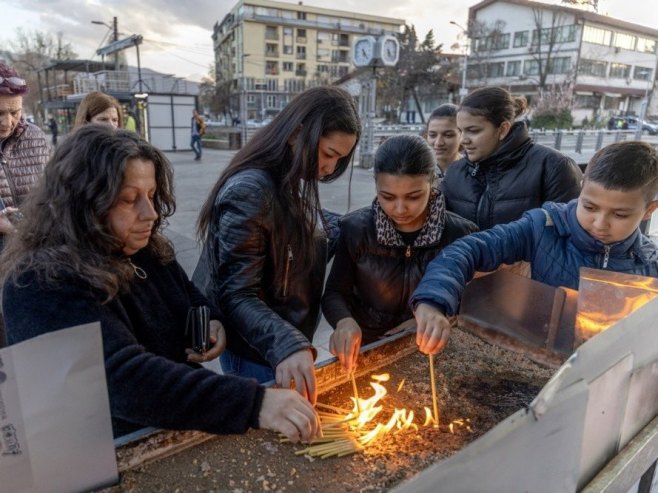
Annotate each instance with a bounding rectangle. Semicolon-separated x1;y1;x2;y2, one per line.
163;148;378;368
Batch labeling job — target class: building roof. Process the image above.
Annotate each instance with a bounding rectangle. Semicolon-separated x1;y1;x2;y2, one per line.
38;59;117;73
468;0;658;39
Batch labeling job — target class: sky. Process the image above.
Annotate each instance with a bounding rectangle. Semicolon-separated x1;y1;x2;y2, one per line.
1;0;657;82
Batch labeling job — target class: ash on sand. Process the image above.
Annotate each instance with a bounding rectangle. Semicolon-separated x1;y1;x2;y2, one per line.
113;328;554;493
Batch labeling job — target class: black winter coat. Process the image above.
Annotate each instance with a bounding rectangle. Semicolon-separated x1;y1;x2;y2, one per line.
193;168;336;369
322;193;477;344
440;122;582;230
4;249;264;438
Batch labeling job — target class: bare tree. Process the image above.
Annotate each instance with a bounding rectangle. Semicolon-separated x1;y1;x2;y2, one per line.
466;19;507;87
528;8;571;90
561;0;599;12
3;29;77;120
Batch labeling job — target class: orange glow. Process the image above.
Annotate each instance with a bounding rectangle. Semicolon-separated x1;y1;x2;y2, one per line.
322;373;471;450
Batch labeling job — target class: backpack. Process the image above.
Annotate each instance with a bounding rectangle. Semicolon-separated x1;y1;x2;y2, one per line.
196;116;207;136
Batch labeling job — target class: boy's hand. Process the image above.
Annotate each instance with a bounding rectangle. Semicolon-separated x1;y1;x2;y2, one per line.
329;317;361;374
414;303;451;354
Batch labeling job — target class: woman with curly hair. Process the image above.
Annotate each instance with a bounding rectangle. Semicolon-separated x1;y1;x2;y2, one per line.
1;125;320;442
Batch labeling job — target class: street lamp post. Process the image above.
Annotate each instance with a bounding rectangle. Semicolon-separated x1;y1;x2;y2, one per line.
450;21;469;103
91;17;119;69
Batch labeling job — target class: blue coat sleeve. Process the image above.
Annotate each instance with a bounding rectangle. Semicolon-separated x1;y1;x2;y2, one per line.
410;211;541;316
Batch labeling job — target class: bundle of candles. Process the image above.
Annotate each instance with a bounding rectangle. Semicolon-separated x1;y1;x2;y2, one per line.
281;355;472;459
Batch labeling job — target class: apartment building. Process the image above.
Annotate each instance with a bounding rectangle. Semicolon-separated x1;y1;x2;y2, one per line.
465;0;658;123
213;0;403;121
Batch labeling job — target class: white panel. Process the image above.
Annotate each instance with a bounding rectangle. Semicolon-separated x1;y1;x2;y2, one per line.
148;102;173;127
578;354;633;490
149;127;175;151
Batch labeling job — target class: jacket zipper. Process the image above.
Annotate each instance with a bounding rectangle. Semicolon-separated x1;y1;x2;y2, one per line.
405;245;411;257
602;245;611;269
282;244;293;297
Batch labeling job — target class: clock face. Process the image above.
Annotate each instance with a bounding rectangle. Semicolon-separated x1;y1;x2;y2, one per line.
381;37;399;66
353;36;375;67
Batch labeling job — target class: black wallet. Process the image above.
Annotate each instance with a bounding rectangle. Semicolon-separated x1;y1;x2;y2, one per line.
185;305;210;353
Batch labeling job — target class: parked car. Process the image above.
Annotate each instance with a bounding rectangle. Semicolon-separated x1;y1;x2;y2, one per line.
621;117;658;135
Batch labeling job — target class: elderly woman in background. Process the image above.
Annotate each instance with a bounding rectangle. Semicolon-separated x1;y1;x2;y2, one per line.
0;62;51;348
1;125;320;443
74;90;123;128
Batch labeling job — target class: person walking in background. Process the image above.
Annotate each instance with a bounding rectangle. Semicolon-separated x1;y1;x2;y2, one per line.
322;135;477;371
0;62;51;348
74;91;123;129
1;125;321;443
441;86;582;231
47;116;58;146
425;104;462;177
193;86;360;404
191;109;206;161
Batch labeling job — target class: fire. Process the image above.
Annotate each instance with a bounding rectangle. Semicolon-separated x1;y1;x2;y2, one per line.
295;373;472;458
575;274;658;346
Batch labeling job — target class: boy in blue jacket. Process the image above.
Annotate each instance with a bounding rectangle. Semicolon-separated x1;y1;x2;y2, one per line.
410;141;658;355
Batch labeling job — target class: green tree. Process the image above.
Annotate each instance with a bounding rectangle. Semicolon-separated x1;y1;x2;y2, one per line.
4;29;77;121
378;25;451;123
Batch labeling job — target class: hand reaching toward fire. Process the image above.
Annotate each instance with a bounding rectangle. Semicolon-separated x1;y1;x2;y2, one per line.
414;303;451;354
276;349;318;405
258;388;322;443
330;317;362;373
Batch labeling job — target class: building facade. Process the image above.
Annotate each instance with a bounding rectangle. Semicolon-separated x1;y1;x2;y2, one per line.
465;0;658;125
213;0;403;121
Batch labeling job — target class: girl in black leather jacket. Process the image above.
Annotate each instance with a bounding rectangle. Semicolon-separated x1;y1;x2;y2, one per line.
194;86;360;404
321;135;477;372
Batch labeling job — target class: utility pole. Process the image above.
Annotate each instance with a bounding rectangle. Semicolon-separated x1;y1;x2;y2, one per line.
112;17;119;69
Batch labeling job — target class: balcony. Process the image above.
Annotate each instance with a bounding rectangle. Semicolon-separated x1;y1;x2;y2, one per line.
295;69;307;76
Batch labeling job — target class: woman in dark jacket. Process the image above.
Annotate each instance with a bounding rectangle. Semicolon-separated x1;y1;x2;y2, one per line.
194;86;360;404
2;126;320;442
322;135;477;372
442;86;582;230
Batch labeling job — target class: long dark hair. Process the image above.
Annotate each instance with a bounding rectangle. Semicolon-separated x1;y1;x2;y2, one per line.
197;86;360;271
0;125;176;301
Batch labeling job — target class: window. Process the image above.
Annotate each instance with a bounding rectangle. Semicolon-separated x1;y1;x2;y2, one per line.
609;62;631;79
266;95;277;108
574;94;598;108
332;50;348;63
283;62;294;72
266;79;278;91
317;64;329;73
265;62;279;75
317;48;330;59
297;11;306;20
513;31;528;48
524;59;540;76
297;29;306;38
296;46;306;59
247;95;255;104
612;32;636;51
583;25;611;46
548;56;571;74
283;45;293;55
265;26;278;41
634;66;653;80
578;59;607;77
283;27;293;36
265;43;278;57
556;25;576;43
476;32;510;51
489;62;505;77
317;32;331;44
637;37;656;54
296;63;306;76
506;60;522;76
